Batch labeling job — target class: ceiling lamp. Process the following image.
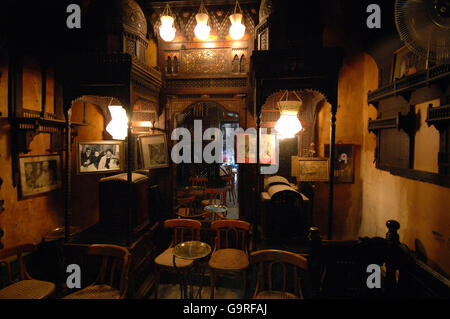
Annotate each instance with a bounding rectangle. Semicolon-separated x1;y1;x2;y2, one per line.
106;105;128;140
229;0;245;40
194;0;210;40
274;91;303;139
159;3;176;42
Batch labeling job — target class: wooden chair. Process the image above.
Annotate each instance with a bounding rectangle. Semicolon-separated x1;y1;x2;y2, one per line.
208;220;250;299
176;195;196;217
221;174;236;205
250;249;308;299
201;188;227;212
189;177;207;188
0;244;56;299
153;219;202;298
62;244;130;299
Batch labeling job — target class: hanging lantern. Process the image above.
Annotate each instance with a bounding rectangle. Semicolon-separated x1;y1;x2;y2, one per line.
274;92;303;139
106;105;128;140
159;3;176;42
229;1;245;40
194;1;210;40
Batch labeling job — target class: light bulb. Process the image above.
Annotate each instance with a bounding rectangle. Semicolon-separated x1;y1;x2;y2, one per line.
159;15;176;42
194;13;210;40
274;114;302;139
229;13;245;40
106;105;128;140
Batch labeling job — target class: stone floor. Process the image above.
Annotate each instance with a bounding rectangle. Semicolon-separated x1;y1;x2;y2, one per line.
154;283;243;299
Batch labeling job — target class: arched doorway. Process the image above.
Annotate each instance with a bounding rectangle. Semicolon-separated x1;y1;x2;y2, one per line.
174;101;240;218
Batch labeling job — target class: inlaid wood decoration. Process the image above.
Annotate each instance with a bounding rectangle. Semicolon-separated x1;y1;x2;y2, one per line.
180;48;231;75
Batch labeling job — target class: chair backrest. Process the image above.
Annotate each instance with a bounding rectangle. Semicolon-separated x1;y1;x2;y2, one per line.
0;244;36;283
250;249;308;298
210;220;250;252
189;177;207;188
86;244;131;299
164;219;202;247
204;188;227;205
177;196;195;216
221;175;234;187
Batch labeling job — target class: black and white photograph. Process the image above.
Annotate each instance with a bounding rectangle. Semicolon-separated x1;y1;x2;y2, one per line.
77;141;124;174
19;155;62;197
139;134;169;169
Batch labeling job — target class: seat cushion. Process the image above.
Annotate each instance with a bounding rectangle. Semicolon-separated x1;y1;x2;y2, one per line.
154;248;194;268
0;279;55;299
63;284;121;299
208;248;249;271
254;290;299;299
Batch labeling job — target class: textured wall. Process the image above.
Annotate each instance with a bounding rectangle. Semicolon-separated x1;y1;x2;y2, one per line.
315;51;450;276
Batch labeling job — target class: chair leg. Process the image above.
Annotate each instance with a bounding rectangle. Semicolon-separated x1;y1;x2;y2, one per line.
210;269;215;299
242;270;247;299
154;268;160;299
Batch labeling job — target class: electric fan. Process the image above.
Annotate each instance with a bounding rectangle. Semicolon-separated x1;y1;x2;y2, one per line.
395;0;450;64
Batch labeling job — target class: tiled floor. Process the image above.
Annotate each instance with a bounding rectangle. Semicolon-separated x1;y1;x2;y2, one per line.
155;283;243;299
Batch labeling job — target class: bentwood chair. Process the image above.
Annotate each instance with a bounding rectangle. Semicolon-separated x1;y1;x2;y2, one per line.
221;173;236;205
63;244;130;299
208;220;250;299
189;177;208;189
0;244;56;299
176;195;196;217
250;249;308;299
153;219;202;298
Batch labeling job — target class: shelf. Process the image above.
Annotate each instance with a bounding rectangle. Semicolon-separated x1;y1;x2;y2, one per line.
368;64;450;106
426;104;450;127
368;111;415;135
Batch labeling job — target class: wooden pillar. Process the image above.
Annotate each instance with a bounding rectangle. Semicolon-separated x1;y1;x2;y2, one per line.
328;103;337;239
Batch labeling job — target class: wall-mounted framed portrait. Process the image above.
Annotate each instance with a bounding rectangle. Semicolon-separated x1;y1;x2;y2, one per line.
19;155;62;197
139;134;169;169
325;144;355;183
76;140;124;174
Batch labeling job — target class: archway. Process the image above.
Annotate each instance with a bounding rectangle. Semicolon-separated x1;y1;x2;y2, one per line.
173;101;240;219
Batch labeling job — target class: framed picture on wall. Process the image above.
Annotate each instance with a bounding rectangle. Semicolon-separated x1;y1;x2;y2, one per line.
259;132;277;165
235;132;257;164
76;141;124;174
325;144;355;183
391;46;426;81
139;134;169;169
19;155;62;197
292;157;329;182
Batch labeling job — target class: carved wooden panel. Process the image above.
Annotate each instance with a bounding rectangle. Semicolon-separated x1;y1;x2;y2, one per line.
180;48;231;75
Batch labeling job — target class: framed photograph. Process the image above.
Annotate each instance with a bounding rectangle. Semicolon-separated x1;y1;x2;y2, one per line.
325;144;355;183
391;46;426;81
260;132;277;165
139;134;169;169
235;132;257;164
77;141;124;174
291;157;329;182
19;155;62;197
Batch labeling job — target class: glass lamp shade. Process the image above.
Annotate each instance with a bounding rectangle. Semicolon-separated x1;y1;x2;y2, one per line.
194;13;210;40
106;105;128;140
274;114;302;139
229;13;245;40
159;15;176;42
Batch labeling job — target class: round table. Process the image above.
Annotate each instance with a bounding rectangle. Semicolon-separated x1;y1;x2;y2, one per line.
204;204;228;219
172;241;212;299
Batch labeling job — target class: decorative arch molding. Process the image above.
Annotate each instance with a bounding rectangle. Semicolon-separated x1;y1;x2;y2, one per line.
167;94;246;131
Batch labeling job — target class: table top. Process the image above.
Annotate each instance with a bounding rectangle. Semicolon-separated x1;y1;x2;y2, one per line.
204;204;227;214
173;241;212;260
